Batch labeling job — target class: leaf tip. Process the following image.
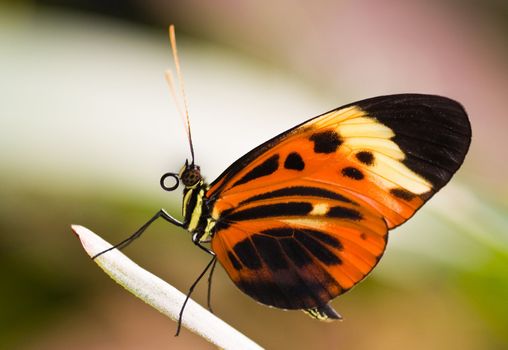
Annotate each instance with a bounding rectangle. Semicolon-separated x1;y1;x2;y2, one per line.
71;224;82;237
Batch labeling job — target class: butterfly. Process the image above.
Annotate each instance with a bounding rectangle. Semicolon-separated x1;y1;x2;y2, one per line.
94;26;471;331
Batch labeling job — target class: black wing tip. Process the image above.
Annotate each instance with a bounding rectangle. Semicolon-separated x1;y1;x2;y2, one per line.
354;93;471;134
351;93;471;190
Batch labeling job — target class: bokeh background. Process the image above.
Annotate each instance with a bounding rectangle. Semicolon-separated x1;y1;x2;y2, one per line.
1;0;507;349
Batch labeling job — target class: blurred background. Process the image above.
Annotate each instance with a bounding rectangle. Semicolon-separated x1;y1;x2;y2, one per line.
1;0;507;349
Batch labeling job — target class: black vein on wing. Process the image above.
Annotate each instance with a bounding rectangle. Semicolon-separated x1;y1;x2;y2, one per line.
240;186;356;205
224;202;313;222
229;224;339;308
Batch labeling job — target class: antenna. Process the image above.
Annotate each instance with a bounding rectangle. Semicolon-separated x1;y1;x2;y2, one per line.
164;70;185;123
167;24;195;164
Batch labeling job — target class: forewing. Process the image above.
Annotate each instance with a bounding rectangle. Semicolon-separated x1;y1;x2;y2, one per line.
207;94;471;229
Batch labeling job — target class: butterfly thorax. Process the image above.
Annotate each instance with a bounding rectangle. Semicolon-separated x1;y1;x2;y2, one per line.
180;164;215;243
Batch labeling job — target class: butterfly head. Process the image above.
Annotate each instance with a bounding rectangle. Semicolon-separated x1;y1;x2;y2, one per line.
160;160;202;192
179;160;202;188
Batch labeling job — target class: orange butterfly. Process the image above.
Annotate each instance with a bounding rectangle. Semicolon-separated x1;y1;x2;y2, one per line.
94;26;471;330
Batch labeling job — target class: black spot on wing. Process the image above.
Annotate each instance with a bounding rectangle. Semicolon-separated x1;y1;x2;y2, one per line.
354;94;471;190
390;188;416;200
327;206;363;220
356;151;374;165
295;231;342;265
233;154;279;187
225;202;313;222
341;167;364;180
252;234;288;270
228;251;243;271
284;152;305;170
233;239;262;270
309;130;342;153
240;186;356;205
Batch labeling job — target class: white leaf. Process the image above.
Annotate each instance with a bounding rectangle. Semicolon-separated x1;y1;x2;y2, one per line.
71;225;263;350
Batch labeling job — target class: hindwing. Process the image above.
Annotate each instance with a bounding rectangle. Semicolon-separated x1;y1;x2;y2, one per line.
210;186;388;310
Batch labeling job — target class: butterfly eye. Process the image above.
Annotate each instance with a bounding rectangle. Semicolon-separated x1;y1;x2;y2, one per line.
160;172;180;191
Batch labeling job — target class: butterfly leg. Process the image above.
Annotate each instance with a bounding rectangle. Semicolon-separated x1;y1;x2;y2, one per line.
92;209;183;259
206;257;218;313
176;256;217;336
191;233;216;256
188;233;218;313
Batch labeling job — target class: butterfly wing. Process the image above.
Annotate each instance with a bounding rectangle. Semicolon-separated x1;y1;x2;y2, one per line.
206;94;471;311
210;186;388;311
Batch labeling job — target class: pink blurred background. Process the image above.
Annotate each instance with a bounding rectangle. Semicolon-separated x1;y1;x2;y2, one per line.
1;0;507;349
